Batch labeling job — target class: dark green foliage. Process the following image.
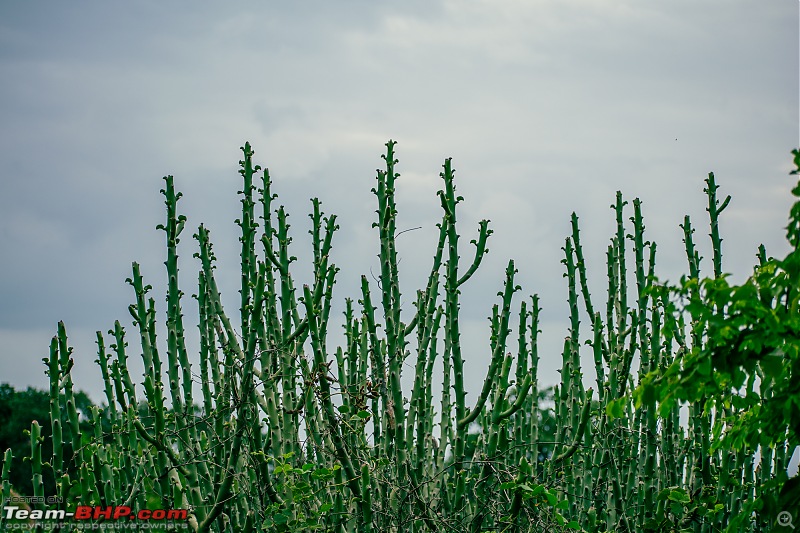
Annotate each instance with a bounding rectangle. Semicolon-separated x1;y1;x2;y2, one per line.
0;384;93;498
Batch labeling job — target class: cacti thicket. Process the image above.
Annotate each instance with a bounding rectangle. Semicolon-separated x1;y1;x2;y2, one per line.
1;141;796;532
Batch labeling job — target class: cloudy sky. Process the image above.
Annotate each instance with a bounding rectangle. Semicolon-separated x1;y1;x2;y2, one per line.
0;1;797;403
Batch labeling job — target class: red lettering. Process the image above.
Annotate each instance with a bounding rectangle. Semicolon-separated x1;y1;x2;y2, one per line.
138;509;151;519
94;507;113;520
151;509;166;520
167;509;188;520
74;506;91;520
113;506;132;519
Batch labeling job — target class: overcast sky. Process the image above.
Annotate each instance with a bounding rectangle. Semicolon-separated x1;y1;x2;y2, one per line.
0;1;797;404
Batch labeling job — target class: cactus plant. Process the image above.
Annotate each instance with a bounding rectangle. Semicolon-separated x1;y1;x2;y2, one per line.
0;141;796;533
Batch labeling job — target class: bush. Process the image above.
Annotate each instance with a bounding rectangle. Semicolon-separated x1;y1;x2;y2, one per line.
1;141;796;532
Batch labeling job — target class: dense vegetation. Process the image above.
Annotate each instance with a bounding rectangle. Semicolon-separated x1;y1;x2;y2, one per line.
1;143;797;532
0;384;94;497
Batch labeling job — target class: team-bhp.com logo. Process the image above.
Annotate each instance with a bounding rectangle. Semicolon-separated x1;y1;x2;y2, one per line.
4;504;188;529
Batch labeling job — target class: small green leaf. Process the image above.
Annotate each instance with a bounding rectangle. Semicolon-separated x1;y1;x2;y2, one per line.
760;355;784;380
640;381;656;407
313;467;331;479
668;489;691;503
606;398;625;419
697;355;711;377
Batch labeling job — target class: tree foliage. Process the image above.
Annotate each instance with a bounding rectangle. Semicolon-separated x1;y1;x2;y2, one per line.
0;384;93;497
634;149;800;521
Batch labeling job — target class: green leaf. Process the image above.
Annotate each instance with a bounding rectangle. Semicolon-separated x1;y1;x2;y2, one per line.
640;381;656;407
696;356;711;377
606;398;625;419
760;355;784;381
668;489;691;503
312;467;332;479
